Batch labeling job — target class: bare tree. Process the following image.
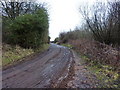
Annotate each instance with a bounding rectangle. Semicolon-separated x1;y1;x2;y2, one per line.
79;1;120;45
0;0;46;19
108;1;120;45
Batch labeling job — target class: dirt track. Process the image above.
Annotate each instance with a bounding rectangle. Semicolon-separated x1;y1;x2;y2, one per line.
2;44;75;88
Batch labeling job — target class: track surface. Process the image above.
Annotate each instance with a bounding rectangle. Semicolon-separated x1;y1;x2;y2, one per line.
2;44;74;88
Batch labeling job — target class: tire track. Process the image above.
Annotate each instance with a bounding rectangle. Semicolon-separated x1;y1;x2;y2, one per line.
2;44;75;88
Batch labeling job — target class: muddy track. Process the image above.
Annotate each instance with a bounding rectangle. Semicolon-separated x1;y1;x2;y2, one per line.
2;44;75;88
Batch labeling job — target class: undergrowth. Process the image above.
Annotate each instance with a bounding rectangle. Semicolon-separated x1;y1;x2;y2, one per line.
66;39;120;88
2;43;50;66
77;52;120;88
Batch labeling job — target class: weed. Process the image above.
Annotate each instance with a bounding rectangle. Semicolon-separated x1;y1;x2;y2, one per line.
2;44;50;66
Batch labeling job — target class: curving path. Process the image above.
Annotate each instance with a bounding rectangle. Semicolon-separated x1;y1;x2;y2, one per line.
2;44;74;88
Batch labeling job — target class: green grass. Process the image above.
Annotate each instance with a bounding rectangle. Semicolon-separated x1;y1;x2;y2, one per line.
2;44;50;66
80;55;120;88
61;43;73;48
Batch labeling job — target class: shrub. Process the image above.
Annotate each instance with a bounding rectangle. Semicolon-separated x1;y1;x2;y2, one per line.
59;29;92;44
8;9;49;49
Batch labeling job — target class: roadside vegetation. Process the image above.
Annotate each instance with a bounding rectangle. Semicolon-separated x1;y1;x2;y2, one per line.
1;1;50;66
2;43;49;66
57;1;120;88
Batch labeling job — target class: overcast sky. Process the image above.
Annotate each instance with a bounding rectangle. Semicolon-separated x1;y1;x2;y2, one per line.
37;0;104;41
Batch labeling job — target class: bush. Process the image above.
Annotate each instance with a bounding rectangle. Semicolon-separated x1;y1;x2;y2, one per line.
2;17;13;43
54;37;59;43
59;29;92;44
8;9;49;49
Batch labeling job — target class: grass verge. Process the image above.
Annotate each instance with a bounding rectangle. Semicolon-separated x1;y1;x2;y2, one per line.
61;43;73;48
2;44;50;66
79;54;120;88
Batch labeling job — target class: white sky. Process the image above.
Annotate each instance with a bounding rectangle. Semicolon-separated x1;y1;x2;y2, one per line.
37;0;104;41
